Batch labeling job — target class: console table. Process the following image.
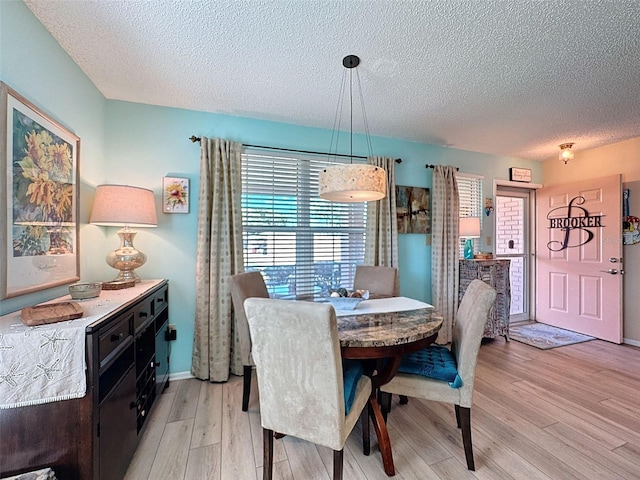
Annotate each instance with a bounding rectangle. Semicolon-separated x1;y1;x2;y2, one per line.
0;279;170;480
459;259;510;340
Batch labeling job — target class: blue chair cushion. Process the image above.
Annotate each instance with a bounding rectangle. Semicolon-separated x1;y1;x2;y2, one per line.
398;345;463;388
342;359;364;415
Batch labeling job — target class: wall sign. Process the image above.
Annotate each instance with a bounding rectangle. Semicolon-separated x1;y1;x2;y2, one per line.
509;167;532;182
547;196;604;251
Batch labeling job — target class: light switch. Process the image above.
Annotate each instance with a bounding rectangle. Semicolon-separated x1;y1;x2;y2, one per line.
486;236;492;246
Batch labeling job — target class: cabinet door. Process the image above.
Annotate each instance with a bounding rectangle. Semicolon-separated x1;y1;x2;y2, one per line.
99;366;137;480
155;319;170;394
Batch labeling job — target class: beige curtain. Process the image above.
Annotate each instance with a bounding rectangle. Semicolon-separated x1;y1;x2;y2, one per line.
191;137;245;382
431;166;459;344
364;156;399;271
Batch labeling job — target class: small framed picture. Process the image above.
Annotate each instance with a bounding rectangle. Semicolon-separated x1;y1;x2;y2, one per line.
163;177;189;213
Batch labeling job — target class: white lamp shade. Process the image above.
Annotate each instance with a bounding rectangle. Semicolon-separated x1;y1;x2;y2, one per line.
90;184;158;227
459;216;481;238
559;149;574;163
318;164;386;202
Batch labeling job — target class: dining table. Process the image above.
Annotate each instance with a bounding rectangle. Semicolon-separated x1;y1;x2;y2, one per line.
332;296;443;477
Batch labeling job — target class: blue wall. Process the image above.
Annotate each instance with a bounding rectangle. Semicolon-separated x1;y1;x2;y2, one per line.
2;1;541;375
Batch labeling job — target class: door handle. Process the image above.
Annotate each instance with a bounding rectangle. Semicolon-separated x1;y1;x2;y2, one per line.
599;269;618;275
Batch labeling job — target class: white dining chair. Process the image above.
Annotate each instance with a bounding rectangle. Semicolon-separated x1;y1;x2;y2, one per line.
380;279;496;471
353;265;399;298
244;298;372;480
228;271;270;412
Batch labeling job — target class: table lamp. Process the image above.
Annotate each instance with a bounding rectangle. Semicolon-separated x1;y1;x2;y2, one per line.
459;216;481;260
89;184;157;283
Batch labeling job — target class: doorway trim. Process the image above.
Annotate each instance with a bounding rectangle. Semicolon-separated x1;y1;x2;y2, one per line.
493;180;542;323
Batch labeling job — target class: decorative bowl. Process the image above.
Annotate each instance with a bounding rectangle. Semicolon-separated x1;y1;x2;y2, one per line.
326;289;369;310
69;282;102;300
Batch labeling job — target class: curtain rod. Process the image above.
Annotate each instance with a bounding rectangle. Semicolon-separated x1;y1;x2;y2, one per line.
189;136;402;163
425;164;459;171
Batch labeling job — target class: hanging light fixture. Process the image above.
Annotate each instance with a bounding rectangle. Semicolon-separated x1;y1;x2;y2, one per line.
559;143;575;164
318;55;386;202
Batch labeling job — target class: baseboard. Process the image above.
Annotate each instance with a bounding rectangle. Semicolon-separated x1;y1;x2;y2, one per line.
623;337;640;348
169;371;196;381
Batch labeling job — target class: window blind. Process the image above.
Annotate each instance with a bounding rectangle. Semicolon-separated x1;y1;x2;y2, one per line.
241;150;366;298
456;173;483;255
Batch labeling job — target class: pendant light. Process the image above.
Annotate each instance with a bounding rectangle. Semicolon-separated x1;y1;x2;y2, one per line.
318;55;386;202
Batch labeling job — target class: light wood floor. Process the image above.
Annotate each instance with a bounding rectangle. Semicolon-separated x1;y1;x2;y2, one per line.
124;338;640;480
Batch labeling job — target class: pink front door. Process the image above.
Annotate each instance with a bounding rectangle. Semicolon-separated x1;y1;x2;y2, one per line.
536;174;623;343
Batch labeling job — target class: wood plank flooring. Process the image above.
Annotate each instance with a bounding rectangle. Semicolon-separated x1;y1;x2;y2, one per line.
124;338;640;479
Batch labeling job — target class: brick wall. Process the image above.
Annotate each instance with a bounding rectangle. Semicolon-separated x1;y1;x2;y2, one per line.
496;196;524;315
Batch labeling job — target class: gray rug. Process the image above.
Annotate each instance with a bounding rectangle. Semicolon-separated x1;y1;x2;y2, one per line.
510;323;594;349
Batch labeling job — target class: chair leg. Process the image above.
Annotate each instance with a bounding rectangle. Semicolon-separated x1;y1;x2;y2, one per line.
333;449;344;480
242;365;252;411
361;402;370;455
380;391;392;423
399;395;409;404
458;406;475;471
454;404;461;428
263;428;274;480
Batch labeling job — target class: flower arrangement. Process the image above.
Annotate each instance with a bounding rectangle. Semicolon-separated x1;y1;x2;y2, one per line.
13;113;74;256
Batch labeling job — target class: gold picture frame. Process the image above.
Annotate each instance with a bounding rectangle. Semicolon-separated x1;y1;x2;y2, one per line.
1;82;80;299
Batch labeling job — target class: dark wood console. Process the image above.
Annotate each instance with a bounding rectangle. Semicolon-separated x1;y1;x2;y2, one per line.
0;279;170;479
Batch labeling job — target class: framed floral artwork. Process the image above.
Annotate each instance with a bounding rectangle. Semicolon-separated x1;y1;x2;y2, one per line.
163;176;189;213
1;82;80;299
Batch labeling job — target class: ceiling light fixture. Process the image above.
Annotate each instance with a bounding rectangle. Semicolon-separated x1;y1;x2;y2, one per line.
559;143;575;164
318;55;386;202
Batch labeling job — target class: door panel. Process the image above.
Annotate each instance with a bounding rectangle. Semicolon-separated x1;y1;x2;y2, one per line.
536;174;622;343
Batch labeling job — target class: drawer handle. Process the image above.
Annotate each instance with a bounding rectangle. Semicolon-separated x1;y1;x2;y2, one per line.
156;298;164;303
139;311;148;317
110;332;124;342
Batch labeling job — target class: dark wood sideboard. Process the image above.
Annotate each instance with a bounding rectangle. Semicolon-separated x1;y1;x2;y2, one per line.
0;280;170;480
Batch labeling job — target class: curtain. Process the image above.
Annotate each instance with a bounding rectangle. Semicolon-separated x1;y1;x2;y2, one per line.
364;156;399;275
431;166;460;344
192;137;245;381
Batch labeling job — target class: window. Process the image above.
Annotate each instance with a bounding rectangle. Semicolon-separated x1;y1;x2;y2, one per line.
241;150;366;298
456;173;483;256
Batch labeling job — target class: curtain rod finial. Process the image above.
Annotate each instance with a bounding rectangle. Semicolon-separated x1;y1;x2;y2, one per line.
190;135;201;143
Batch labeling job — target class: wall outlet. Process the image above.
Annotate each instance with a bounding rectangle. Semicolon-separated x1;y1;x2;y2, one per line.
486;236;492;246
166;324;177;341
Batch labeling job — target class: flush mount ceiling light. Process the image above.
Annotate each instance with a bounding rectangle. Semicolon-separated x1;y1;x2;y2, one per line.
318;55;386;202
559;143;575;164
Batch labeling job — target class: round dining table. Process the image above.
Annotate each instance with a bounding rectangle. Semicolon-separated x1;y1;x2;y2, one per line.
334;297;443;477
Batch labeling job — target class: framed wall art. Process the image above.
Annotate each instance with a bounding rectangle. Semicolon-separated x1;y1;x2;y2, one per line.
163;176;189;213
1;82;80;299
396;185;431;234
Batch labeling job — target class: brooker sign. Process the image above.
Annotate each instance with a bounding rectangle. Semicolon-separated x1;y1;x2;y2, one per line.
547;196;604;251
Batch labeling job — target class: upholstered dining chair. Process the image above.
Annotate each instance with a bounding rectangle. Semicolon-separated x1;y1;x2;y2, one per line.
228;271;270;412
244;298;372;480
353;265;399;298
379;279;496;471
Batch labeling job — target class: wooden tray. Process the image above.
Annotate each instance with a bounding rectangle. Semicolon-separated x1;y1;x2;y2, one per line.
21;301;84;326
102;280;136;290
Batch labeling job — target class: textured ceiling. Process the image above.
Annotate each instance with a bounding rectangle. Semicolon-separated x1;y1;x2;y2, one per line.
23;0;640;161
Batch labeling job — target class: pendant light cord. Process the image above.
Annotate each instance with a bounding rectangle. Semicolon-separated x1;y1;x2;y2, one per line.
349;65;353;162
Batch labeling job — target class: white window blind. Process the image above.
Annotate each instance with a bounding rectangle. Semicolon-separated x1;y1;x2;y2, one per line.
456;173;483;255
241;150;366;298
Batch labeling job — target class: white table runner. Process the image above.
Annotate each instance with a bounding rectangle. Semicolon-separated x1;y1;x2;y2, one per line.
333;296;433;317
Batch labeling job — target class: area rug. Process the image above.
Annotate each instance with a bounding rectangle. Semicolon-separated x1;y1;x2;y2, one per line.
510;323;594;349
